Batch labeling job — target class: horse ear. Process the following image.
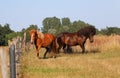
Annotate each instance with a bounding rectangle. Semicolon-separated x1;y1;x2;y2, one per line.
37;31;44;39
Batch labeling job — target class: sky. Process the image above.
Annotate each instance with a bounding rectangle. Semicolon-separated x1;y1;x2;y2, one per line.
0;0;120;31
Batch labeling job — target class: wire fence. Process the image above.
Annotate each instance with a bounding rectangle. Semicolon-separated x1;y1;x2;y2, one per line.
0;32;28;78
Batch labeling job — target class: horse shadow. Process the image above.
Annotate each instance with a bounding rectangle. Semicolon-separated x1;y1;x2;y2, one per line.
58;48;101;55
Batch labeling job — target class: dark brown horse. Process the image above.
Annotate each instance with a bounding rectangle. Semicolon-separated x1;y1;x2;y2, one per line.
56;26;96;53
29;29;56;58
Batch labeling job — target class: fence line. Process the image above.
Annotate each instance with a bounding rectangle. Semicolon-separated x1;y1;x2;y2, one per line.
0;32;28;78
10;37;22;78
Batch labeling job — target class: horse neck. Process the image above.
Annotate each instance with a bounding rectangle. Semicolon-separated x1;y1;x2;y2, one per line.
84;36;89;41
34;38;37;45
34;36;43;45
77;32;89;42
34;35;39;45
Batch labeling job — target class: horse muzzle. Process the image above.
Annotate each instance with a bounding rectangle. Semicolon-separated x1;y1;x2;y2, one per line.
31;42;34;44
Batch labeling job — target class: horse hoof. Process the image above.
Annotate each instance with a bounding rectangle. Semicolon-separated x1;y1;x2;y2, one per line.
43;57;47;59
38;57;41;59
53;56;56;58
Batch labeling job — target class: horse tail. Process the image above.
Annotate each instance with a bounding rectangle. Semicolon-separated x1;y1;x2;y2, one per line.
56;35;65;53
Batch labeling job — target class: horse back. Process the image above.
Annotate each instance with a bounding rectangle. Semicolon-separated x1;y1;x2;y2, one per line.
41;34;55;47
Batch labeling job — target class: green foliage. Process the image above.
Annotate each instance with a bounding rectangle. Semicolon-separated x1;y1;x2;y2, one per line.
69;20;88;32
0;24;14;45
48;29;56;35
5;31;23;45
26;24;39;31
6;32;22;40
100;27;120;35
42;17;120;36
61;17;71;26
1;24;39;46
42;17;89;35
42;17;61;33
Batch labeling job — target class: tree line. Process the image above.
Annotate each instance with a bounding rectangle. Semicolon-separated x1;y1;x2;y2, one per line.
0;16;120;46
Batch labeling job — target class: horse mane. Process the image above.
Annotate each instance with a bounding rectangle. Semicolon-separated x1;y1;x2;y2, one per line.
29;29;37;36
37;30;44;39
30;29;44;39
77;26;96;37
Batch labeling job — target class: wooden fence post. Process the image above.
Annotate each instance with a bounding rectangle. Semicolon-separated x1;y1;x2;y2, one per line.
23;32;26;51
0;47;8;78
16;37;22;78
9;44;16;78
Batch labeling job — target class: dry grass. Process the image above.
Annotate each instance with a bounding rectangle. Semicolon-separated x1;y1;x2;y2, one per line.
20;35;120;78
86;35;120;52
20;50;120;78
1;35;120;78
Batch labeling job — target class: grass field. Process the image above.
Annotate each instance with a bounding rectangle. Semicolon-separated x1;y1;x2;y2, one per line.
20;49;120;78
0;35;120;78
20;35;120;78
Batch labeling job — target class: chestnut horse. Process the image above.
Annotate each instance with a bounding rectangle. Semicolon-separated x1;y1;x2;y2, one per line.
56;26;96;53
29;29;56;59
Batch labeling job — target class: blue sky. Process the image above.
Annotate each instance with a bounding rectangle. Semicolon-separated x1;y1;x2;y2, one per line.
0;0;120;31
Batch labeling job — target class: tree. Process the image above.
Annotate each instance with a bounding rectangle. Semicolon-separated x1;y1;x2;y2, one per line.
61;17;71;26
48;29;56;35
70;20;88;32
42;17;95;35
3;24;13;33
0;24;14;45
100;27;120;35
42;17;61;33
26;24;39;31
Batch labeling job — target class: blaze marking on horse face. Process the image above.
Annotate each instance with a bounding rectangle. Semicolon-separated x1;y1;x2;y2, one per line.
30;33;35;44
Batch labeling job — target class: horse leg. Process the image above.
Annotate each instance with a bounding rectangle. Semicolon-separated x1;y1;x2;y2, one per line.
80;44;85;54
36;49;40;58
36;45;41;59
67;46;72;54
52;41;56;58
63;44;67;53
52;48;56;58
57;44;62;53
43;47;51;59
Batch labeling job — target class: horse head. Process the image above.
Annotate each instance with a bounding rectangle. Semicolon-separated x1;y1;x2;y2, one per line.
87;26;96;43
78;26;96;43
89;33;94;43
29;29;37;44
